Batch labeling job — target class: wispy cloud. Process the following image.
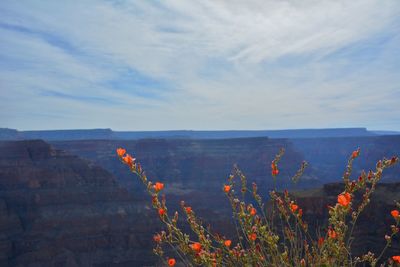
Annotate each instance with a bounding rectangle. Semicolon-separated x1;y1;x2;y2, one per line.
0;0;399;130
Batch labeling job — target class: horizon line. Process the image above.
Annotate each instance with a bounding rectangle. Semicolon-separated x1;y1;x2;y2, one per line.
2;127;399;133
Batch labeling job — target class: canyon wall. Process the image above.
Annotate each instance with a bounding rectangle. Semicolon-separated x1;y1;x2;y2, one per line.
0;140;159;266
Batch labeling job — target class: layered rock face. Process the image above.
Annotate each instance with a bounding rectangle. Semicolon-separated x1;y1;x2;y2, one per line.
52;138;321;196
0;140;160;266
52;136;400;194
294;182;400;258
292;135;400;183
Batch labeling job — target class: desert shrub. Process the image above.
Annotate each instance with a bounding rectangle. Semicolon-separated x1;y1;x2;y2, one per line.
116;147;400;266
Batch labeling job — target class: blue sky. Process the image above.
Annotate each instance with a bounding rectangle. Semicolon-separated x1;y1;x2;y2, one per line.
0;1;399;131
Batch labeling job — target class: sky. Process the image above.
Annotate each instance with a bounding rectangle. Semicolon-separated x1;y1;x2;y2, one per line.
0;0;399;131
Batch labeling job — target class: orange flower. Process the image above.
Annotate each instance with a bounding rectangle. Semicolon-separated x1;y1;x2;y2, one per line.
153;182;164;192
290;203;299;212
250;207;257;216
168;258;176;266
352;150;359;159
393;256;400;263
318;237;324;247
337;192;351;207
190;242;202;252
223;185;231;193
328;229;337;239
153;234;162;243
271;162;279;176
224;239;232;247
158;208;166;216
249;233;257;241
122;154;134;167
185;206;192;213
116;148;126;157
391;210;400;219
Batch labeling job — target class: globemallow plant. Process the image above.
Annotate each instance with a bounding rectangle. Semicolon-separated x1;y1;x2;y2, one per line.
116;147;400;266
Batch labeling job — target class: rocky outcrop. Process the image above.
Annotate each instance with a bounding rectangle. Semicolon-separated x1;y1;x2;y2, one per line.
0;140;160;266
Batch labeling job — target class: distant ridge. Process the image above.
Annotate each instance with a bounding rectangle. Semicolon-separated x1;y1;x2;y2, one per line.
0;127;385;141
371;130;400;136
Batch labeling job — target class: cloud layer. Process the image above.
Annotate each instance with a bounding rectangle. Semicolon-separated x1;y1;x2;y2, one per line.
1;0;399;130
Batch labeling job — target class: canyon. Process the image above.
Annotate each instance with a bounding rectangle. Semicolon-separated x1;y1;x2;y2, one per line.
0;135;399;266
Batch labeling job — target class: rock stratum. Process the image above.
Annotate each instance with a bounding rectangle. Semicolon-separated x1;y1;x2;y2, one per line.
51;138;321;195
0;140;160;266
